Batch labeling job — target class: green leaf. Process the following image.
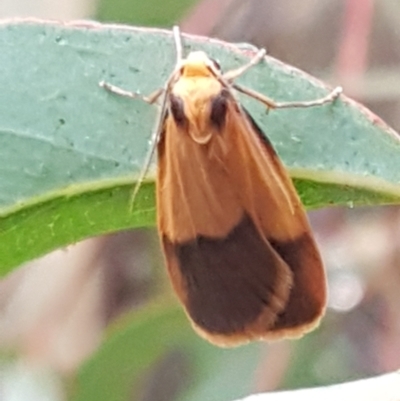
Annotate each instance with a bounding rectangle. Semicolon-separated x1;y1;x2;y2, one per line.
1;21;400;275
96;0;197;26
72;302;262;401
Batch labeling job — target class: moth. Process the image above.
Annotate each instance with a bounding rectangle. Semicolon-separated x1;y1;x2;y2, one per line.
101;27;341;346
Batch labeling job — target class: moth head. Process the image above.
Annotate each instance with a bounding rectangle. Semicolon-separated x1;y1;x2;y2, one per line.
180;51;221;77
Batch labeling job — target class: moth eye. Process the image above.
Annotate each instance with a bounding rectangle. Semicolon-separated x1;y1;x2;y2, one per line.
169;94;188;127
210;90;229;129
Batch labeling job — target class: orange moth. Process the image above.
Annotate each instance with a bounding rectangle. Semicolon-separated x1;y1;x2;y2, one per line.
101;27;341;347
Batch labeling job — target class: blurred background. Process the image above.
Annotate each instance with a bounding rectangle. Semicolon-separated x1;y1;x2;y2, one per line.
1;0;400;400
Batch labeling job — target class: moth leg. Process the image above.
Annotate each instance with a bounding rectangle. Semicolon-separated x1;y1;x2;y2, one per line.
223;49;266;82
234;83;342;110
233;83;277;109
99;81;164;105
222;44;341;109
99;81;167;211
273;86;342;109
100;26;183;103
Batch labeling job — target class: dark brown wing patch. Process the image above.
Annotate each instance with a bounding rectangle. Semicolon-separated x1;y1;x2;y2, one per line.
269;234;326;332
162;213;293;336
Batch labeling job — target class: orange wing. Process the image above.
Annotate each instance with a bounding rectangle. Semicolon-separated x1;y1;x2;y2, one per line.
156;55;326;347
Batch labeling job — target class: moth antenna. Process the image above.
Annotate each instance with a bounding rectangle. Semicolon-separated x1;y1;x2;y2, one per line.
129;70;182;210
173;26;184;63
223;48;266;82
101;27;186;212
233;83;342;110
272;86;343;109
129;92;168;211
130;29;187;210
